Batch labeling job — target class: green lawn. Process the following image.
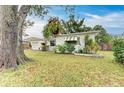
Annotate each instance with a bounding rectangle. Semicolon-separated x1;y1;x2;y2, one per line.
0;50;124;87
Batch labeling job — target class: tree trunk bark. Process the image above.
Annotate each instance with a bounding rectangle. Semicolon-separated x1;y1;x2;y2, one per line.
0;6;18;68
17;5;31;65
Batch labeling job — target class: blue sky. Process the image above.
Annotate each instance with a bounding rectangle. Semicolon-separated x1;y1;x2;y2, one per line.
25;5;124;38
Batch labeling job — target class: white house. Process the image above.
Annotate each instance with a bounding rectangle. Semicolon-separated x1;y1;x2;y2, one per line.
24;37;44;50
48;31;99;51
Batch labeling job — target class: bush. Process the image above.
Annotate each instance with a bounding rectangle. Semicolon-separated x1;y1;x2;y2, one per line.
82;45;92;54
73;36;100;54
74;44;99;54
78;49;83;53
55;45;66;54
91;41;100;53
74;45;83;53
55;43;75;54
64;43;75;53
41;43;47;51
113;39;124;64
84;35;100;54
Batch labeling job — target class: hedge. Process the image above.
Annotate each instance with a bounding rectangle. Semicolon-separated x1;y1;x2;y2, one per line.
113;39;124;64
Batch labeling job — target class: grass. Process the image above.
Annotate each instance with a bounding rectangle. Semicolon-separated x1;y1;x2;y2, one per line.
0;50;124;86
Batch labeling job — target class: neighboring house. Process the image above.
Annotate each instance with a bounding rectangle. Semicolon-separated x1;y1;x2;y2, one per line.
22;41;31;49
24;37;44;50
48;31;99;51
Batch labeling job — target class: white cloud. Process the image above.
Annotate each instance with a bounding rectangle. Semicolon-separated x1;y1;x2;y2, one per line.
84;13;101;19
24;8;66;39
84;12;124;29
24;17;47;39
24;11;124;39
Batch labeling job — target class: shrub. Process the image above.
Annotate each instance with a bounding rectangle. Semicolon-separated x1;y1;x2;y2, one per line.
84;35;100;54
78;49;83;53
55;43;75;54
91;41;100;53
113;39;124;64
82;45;92;54
75;44;100;54
74;45;83;53
64;43;75;53
41;43;47;51
55;45;66;54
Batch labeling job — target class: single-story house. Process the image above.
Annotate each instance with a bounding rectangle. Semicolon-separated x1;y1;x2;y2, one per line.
24;37;44;50
22;41;31;49
48;31;99;51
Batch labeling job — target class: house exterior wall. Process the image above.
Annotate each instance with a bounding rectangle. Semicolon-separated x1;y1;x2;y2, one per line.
48;46;55;51
48;32;99;51
48;36;66;51
78;33;97;48
56;37;66;45
30;41;42;50
56;33;97;47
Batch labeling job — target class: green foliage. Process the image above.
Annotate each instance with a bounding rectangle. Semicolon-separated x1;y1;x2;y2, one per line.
29;5;49;17
22;20;34;35
62;15;95;33
77;49;83;53
55;43;75;54
64;43;75;53
93;25;104;31
84;35;100;54
43;17;64;39
94;25;111;44
82;25;92;32
113;39;124;64
62;15;85;33
111;32;124;40
41;43;47;51
2;50;124;86
83;46;92;54
85;35;91;46
63;5;75;15
55;45;66;54
92;42;100;53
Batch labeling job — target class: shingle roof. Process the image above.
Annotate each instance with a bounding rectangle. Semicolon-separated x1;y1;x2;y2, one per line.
58;31;100;37
24;37;43;41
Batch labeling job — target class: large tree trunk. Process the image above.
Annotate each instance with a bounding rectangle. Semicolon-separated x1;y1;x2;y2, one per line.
0;6;18;68
17;5;31;64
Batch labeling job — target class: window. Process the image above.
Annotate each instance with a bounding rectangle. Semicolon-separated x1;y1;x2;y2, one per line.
50;40;56;46
65;41;77;45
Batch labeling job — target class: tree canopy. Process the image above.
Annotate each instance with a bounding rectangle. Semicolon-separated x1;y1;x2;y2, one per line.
43;17;64;39
62;15;85;33
93;25;111;44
